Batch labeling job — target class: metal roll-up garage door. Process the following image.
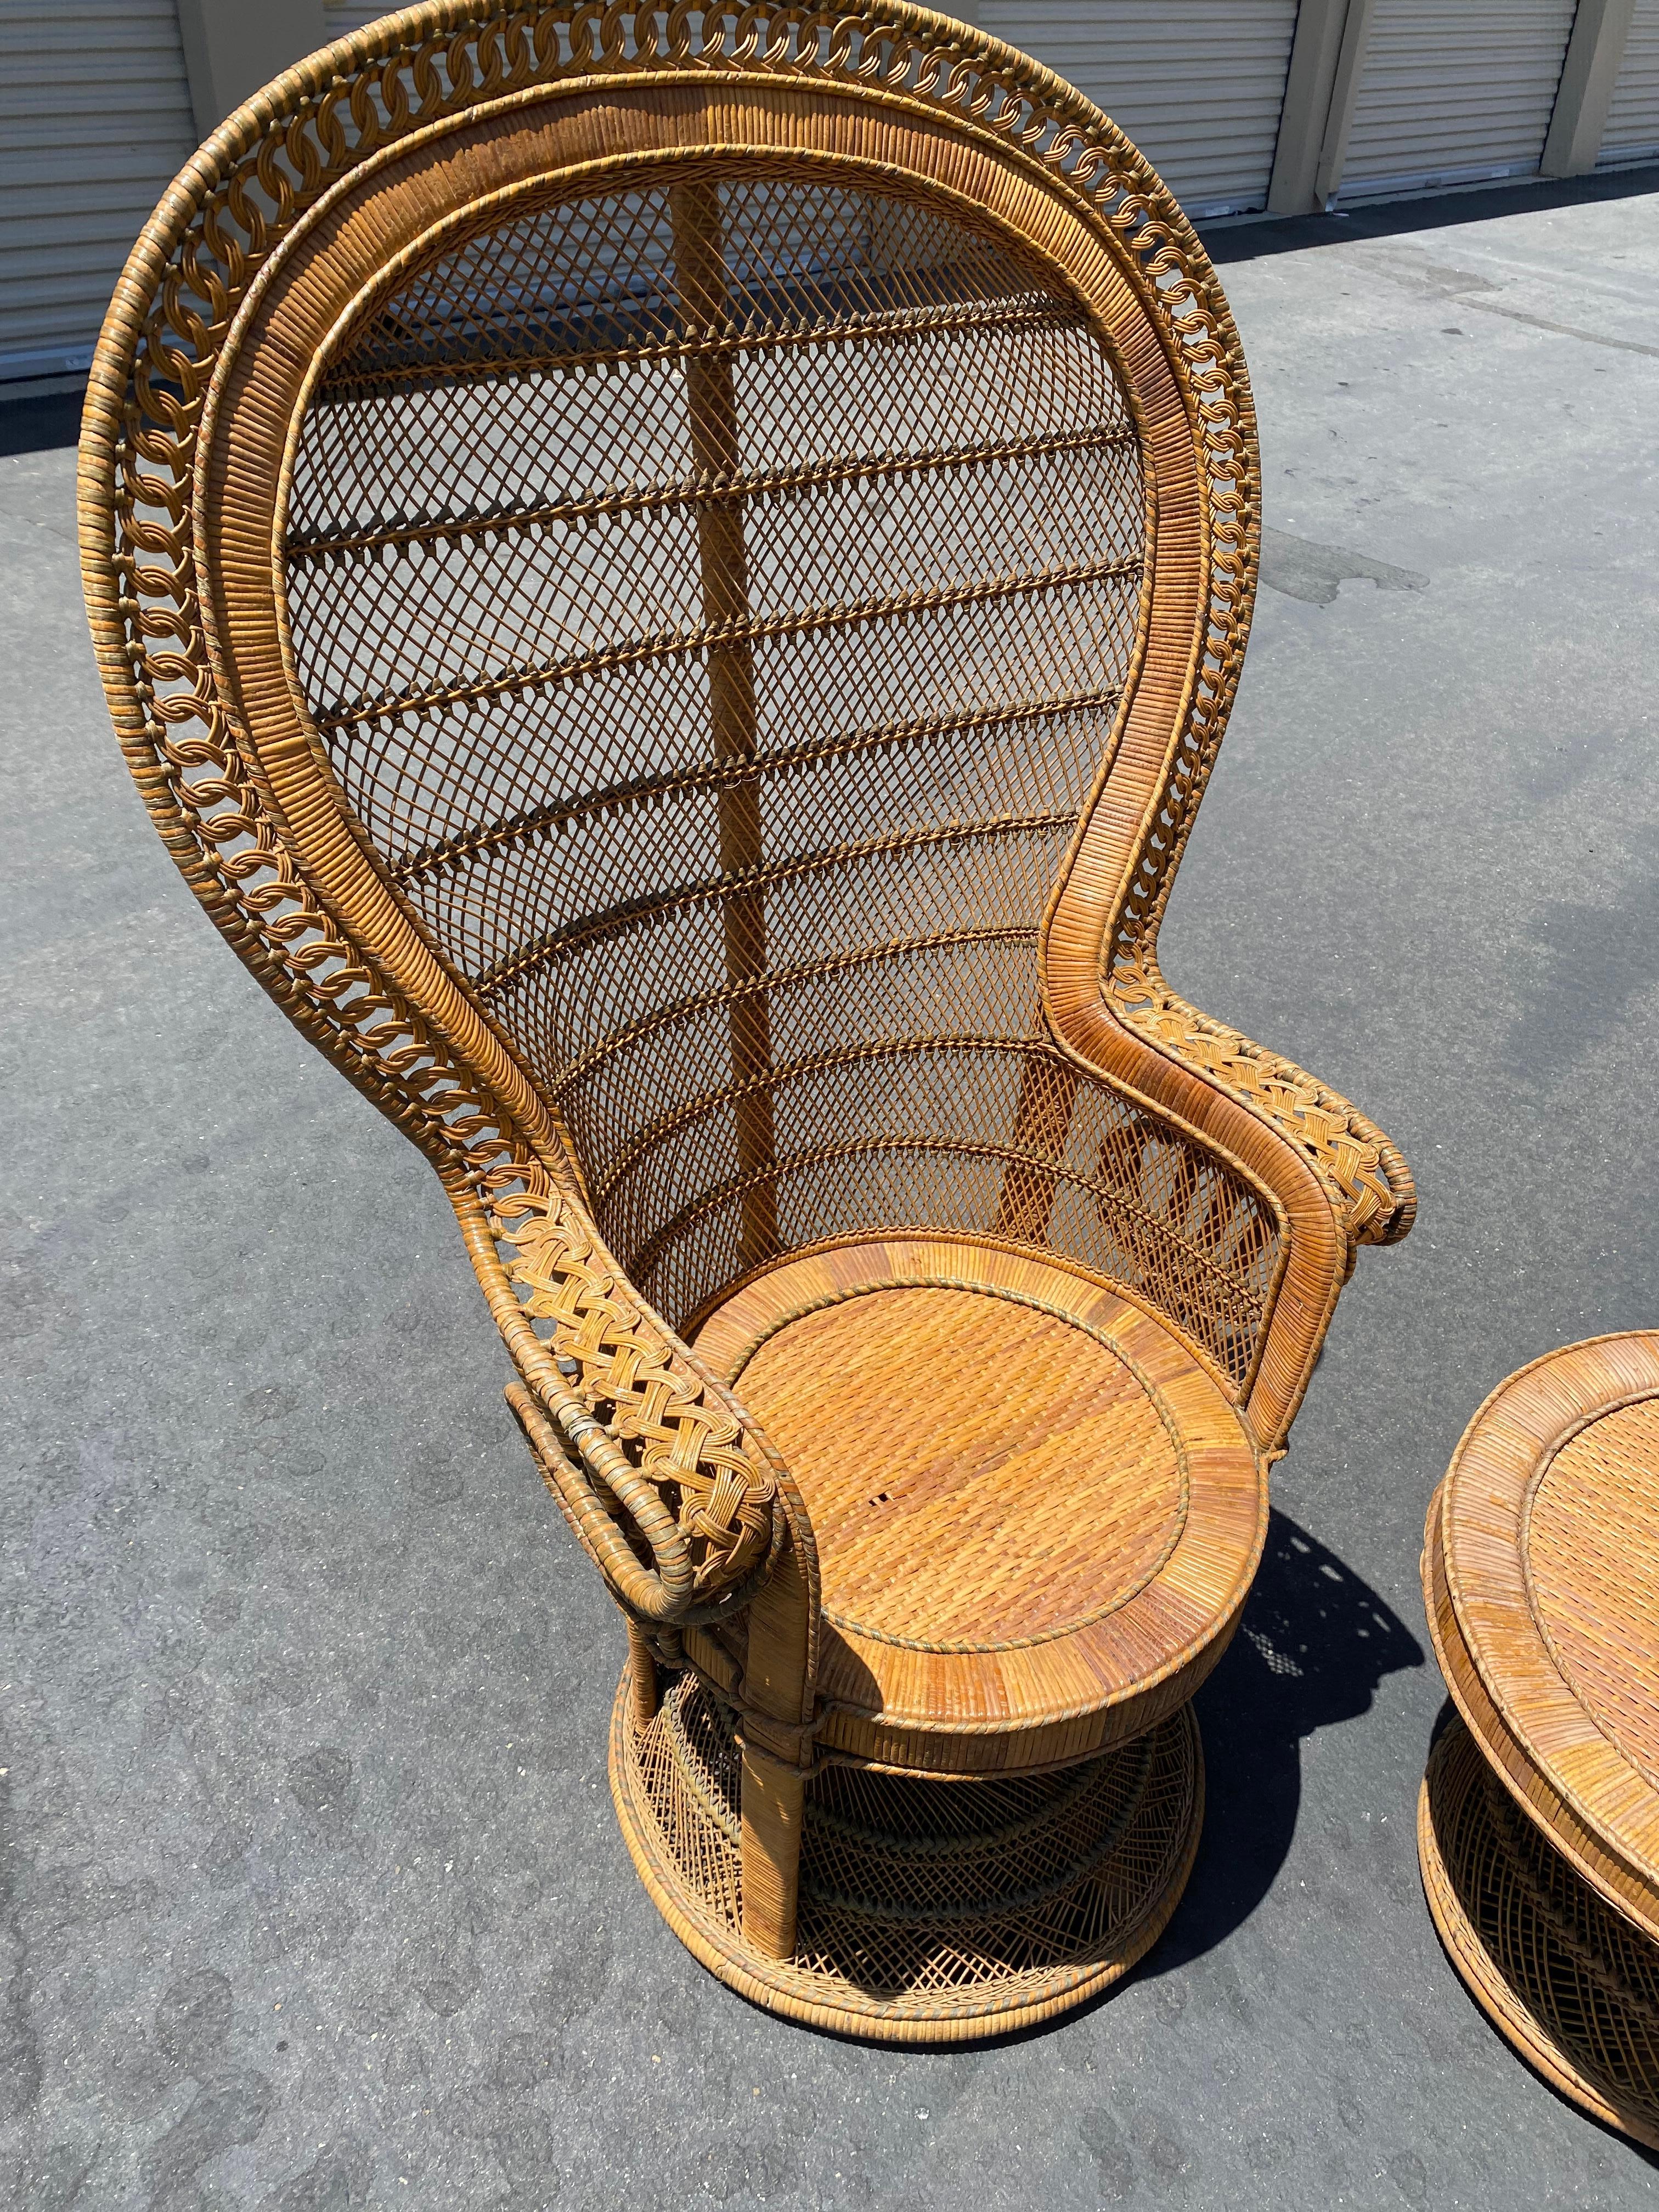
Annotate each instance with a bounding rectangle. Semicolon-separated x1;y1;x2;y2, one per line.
1599;0;1659;167
1;1;199;386
959;2;1299;218
323;3;400;36
1338;0;1578;203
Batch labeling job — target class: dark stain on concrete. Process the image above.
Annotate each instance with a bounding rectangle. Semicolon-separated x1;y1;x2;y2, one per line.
1260;528;1429;607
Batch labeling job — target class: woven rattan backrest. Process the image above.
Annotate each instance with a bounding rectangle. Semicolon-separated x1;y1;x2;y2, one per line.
83;3;1314;1433
280;161;1256;1340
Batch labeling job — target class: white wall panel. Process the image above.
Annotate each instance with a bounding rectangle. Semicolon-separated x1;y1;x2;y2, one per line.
1599;0;1659;164
961;1;1300;217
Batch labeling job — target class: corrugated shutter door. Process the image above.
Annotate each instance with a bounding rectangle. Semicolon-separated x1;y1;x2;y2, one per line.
1;1;199;383
322;4;402;35
959;2;1299;217
1339;0;1577;202
1599;0;1659;166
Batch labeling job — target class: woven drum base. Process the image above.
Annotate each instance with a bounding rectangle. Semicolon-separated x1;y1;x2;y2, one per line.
610;1668;1202;2042
1419;1715;1659;2149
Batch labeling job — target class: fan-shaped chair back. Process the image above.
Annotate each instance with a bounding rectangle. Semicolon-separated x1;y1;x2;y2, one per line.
286;166;1171;1342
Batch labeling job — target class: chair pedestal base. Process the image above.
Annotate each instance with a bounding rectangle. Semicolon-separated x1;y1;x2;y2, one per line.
1419;1714;1659;2149
609;1666;1202;2044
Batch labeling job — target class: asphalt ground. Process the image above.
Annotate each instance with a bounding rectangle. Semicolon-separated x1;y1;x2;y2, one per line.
5;164;1659;2210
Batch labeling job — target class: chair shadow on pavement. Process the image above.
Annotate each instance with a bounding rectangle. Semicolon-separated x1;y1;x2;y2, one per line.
879;1507;1425;2051
1146;1506;1425;1974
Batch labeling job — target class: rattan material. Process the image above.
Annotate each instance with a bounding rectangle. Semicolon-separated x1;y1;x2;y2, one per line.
1419;1333;1659;2142
612;1665;1201;2040
80;0;1412;2036
1420;1717;1659;2151
1424;1332;1659;1941
696;1235;1262;1774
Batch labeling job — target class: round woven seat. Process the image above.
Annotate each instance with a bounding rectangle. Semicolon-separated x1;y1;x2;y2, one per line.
696;1237;1263;1774
1420;1331;1659;2142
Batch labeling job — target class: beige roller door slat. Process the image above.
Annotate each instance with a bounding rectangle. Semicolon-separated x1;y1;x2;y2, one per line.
1599;0;1659;164
323;3;403;36
1339;0;1578;202
0;0;198;381
960;1;1299;217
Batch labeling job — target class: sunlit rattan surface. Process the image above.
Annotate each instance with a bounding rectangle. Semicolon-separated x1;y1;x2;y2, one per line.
80;0;1413;2038
1425;1333;1659;1939
1420;1334;1659;2143
697;1235;1262;1772
1421;1717;1659;2151
612;1667;1201;2040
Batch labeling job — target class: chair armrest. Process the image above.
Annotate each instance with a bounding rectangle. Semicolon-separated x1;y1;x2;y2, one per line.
443;1160;819;1662
1107;955;1415;1251
1041;946;1412;1454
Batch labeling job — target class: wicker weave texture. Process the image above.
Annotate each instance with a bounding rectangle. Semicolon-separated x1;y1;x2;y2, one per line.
613;1664;1201;2040
694;1234;1263;1774
1421;1717;1659;2152
1419;1333;1659;2144
1425;1333;1659;1941
285;163;1285;1381
78;1;1415;2036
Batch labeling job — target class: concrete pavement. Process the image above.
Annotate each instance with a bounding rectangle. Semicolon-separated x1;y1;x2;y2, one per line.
5;166;1659;2210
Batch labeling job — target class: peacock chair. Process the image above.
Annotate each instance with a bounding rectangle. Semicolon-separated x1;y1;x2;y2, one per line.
80;0;1415;2041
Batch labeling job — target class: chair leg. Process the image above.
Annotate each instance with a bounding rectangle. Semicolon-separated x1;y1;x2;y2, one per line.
625;1621;658;1727
740;1743;804;1961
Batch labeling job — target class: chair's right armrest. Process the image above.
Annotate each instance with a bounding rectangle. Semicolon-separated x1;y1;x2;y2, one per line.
1107;955;1415;1252
1045;977;1370;1458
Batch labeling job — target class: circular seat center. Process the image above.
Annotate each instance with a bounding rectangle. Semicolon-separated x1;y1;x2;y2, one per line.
729;1282;1188;1651
1527;1398;1659;1788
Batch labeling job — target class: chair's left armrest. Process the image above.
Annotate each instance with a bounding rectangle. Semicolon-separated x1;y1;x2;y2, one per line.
1106;955;1415;1255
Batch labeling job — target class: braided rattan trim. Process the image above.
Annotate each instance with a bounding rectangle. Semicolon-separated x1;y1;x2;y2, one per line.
1105;955;1416;1249
290;421;1131;564
484;823;1077;1000
312;555;1142;740
488;1177;808;1623
391;691;1113;887
723;1273;1189;1654
320;285;1086;393
1420;1716;1659;2152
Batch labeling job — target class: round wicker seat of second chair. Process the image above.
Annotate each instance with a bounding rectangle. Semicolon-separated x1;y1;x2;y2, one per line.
1420;1331;1659;2146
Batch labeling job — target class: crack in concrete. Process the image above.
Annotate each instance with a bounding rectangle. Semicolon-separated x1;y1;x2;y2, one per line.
1357;247;1659;357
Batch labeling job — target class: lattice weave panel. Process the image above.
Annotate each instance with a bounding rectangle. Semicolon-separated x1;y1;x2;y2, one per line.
82;1;1316;1448
283;166;1278;1380
1423;1717;1659;2145
628;1669;1198;2001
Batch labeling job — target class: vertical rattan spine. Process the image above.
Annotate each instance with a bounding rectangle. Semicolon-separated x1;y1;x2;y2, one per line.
672;178;778;1269
735;1537;815;1959
740;1749;805;1960
626;1619;661;1726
